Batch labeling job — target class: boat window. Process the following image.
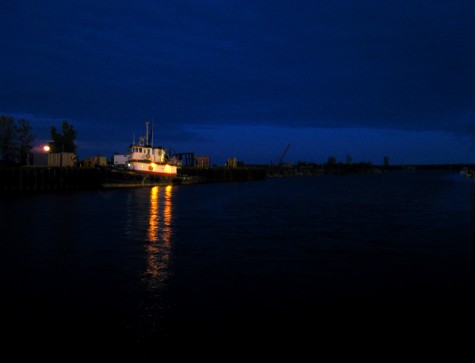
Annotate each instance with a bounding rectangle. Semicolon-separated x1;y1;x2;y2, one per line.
139;148;142;153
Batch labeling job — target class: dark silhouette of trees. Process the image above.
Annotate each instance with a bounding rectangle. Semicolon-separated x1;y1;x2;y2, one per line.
0;115;35;165
50;121;77;153
16;118;35;164
326;156;337;166
0;115;16;162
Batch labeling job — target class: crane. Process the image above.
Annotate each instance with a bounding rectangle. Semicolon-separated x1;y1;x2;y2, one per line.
278;144;291;165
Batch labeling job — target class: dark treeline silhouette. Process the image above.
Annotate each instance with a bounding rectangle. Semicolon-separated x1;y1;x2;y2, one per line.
0;115;35;165
0;116;78;167
49;121;77;153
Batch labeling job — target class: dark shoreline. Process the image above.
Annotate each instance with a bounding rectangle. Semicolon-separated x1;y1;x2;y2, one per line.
0;163;472;194
265;162;475;177
0;166;266;193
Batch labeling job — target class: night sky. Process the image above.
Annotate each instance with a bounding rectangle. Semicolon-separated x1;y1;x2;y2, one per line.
1;0;474;165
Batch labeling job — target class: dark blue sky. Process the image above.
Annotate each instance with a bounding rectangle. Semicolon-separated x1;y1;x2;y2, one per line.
1;0;474;164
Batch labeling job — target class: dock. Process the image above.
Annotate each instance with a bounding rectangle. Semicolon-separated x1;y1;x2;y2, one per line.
0;166;266;193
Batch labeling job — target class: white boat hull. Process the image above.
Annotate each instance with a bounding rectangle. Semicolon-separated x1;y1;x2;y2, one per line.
129;161;177;176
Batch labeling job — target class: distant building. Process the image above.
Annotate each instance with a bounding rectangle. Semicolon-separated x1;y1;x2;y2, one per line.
174;152;195;167
31;153;48;166
195;155;210;168
95;156;107;166
32;152;77;167
227;157;238;169
84;155;107;167
113;154;129;167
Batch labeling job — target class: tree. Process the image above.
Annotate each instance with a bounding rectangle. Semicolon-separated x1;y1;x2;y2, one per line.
327;156;337;166
50;121;77;153
0;115;35;164
16;118;35;164
0;115;17;162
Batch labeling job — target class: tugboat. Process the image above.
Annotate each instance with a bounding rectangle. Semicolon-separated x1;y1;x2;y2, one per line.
461;167;474;179
127;122;179;176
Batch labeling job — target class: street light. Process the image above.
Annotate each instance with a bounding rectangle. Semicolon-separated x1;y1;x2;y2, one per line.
43;145;50;152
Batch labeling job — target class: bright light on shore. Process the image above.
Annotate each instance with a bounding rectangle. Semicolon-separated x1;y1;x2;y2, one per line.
43;145;50;152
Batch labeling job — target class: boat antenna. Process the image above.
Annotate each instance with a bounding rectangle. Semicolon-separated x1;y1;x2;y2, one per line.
132;132;135;145
151;118;154;148
145;121;150;146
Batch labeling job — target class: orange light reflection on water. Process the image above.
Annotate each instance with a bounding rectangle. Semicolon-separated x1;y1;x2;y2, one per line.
144;185;173;289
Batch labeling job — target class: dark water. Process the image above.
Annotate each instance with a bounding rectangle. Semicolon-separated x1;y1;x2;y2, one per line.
1;171;475;352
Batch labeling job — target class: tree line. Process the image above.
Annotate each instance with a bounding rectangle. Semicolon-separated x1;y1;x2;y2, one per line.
0;115;77;165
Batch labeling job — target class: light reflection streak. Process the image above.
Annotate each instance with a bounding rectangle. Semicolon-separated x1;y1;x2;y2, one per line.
144;185;173;290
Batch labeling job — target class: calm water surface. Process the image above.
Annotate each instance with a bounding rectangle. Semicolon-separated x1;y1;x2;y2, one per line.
1;170;474;350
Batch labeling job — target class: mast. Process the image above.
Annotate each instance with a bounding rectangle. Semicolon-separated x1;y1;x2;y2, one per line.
145;121;150;146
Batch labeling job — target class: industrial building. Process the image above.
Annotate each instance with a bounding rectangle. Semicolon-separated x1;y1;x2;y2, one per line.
32;152;77;167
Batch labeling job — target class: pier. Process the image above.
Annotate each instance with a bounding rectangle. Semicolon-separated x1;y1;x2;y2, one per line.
179;166;266;183
3;163;468;194
0;167;103;192
0;166;267;193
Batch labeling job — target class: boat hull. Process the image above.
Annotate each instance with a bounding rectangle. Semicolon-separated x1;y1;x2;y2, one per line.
128;160;177;176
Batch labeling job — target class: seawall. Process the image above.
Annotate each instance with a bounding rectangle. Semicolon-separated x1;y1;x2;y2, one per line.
179;167;266;183
0;166;267;193
0;167;103;192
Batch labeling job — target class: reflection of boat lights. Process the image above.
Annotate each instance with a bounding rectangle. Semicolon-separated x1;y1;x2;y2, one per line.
147;186;159;242
163;185;173;236
144;185;174;290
